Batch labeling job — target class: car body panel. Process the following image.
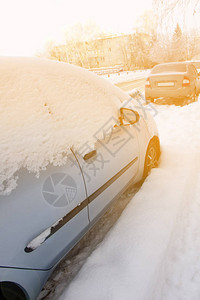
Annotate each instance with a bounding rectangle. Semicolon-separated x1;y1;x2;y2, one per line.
74;125;140;222
0;152;89;270
0;266;52;300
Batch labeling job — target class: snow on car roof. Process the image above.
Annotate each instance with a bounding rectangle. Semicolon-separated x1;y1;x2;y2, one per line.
0;57;129;195
151;62;187;74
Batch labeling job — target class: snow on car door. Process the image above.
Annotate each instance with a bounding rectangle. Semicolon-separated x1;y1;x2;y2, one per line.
0;151;89;270
73;122;139;222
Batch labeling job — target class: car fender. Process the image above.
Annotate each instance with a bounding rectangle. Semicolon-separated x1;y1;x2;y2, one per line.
122;95;159;181
0;266;51;300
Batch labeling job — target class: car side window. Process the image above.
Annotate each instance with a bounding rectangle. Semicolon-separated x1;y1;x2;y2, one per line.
193;65;198;76
190;64;197;76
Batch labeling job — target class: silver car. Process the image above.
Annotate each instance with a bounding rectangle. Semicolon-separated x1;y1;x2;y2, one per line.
145;62;199;105
0;59;160;300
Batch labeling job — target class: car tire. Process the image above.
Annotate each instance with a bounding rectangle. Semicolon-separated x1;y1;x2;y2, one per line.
0;282;27;300
143;138;160;179
192;89;198;102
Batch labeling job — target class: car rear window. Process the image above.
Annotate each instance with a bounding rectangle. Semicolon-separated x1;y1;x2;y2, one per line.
151;64;187;74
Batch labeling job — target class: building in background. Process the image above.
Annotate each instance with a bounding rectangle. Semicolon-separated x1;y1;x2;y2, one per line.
46;34;132;70
44;32;155;71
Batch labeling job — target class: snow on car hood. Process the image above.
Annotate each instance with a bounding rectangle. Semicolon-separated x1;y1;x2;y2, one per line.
0;57;129;195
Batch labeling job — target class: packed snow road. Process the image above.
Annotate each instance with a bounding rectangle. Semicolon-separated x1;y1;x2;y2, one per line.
39;97;200;300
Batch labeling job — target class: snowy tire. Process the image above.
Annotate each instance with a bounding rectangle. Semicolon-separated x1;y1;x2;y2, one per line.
192;89;198;102
143;138;160;179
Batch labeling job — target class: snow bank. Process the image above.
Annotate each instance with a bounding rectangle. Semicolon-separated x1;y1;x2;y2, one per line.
103;70;149;84
154;100;200;150
58;147;198;300
0;57;129;195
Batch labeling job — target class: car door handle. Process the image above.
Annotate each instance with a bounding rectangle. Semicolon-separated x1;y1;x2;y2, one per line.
83;150;97;161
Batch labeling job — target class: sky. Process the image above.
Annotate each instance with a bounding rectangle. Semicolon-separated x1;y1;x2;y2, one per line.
0;0;153;56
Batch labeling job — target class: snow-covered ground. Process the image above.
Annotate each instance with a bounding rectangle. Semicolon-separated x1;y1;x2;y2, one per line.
40;96;200;300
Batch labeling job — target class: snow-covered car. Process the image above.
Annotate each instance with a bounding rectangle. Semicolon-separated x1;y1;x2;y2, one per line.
145;62;199;105
0;57;160;300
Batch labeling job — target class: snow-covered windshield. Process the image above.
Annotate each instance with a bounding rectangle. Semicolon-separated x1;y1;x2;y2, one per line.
151;63;187;74
0;57;129;195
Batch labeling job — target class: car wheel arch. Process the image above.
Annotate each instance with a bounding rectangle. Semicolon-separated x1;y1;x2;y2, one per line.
0;281;28;300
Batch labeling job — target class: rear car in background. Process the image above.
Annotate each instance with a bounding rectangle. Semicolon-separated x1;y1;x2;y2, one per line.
145;62;199;105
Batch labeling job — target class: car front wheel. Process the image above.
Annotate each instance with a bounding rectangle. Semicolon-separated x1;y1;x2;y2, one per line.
143;138;160;179
0;282;27;300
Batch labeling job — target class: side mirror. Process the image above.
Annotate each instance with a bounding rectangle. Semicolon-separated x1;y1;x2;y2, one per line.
119;108;140;126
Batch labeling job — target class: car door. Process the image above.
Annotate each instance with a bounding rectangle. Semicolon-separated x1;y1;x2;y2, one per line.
0;151;89;270
73;120;140;223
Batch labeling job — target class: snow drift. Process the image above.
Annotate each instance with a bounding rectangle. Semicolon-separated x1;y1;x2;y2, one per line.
0;57;129;195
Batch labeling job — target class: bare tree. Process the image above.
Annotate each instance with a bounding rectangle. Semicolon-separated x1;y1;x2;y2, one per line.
151;0;200;62
130;10;158;68
153;0;200;34
153;0;200;17
38;21;105;68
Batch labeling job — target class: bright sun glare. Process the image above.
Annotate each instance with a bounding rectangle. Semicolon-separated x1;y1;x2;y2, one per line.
0;0;153;56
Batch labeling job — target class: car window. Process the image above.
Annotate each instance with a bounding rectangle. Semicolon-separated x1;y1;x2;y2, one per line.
188;64;197;76
191;64;198;75
151;64;187;74
191;61;200;69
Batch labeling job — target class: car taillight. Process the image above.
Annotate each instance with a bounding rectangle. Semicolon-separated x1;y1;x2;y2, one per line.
182;76;190;87
145;78;151;88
